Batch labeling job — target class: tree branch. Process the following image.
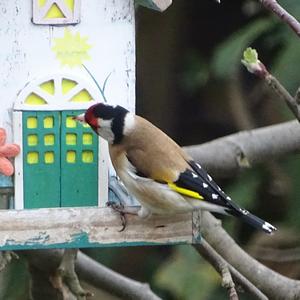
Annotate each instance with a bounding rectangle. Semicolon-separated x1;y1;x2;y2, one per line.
259;0;300;38
201;211;300;299
21;249;162;300
184;120;300;177
193;240;267;300
242;48;300;121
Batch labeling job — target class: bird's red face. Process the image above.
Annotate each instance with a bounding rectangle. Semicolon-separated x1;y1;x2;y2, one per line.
84;104;100;133
74;103;129;143
73;104;100;134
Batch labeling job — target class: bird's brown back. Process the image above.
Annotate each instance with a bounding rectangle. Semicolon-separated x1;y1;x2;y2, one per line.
110;115;191;183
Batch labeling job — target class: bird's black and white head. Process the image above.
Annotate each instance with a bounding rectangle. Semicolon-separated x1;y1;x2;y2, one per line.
75;103;135;144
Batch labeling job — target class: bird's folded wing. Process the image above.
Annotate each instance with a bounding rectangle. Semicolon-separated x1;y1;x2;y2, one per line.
167;166;228;207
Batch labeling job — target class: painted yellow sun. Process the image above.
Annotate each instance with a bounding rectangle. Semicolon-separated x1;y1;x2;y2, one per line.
52;29;92;67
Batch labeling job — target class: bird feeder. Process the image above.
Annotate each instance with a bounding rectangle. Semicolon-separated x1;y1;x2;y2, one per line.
0;0;201;251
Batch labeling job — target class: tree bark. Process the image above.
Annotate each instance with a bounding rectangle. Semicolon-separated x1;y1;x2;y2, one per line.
21;250;162;300
184;120;300;177
201;211;300;299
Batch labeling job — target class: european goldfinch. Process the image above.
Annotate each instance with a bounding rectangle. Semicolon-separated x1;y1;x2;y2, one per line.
74;103;277;234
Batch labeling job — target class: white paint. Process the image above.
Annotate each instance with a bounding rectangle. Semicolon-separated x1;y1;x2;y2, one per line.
14;73;100;111
1;1;135;209
203;183;208;188
0;0;135;141
13;112;23;209
212;193;218;200
98;138;109;206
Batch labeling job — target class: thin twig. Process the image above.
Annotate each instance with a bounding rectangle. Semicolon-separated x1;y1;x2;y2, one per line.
242;48;300;121
194;240;239;300
52;249;92;300
260;0;300;38
194;240;268;300
265;74;300;121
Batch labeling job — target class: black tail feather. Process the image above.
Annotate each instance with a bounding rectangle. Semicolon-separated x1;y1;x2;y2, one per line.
229;210;277;234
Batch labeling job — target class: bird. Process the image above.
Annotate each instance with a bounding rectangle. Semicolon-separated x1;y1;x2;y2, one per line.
74;103;277;234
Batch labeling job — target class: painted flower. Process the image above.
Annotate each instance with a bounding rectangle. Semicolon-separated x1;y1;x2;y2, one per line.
0;128;20;176
52;28;92;67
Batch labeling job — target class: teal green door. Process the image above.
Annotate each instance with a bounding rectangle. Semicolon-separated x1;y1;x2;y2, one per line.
23;110;98;208
60;111;98;207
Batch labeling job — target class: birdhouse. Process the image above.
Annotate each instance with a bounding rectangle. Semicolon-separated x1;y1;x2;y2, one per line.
0;0;201;250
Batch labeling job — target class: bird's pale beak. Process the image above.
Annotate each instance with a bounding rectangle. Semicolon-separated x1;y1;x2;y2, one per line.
73;113;85;123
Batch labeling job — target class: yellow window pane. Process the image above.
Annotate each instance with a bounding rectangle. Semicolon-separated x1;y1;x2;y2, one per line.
44;152;54;164
67;150;76;163
27;152;39;164
25;93;47;105
40;80;54;95
62;79;77;95
45;3;65;18
82;133;92;145
82;151;93;163
66;133;77;145
44;134;55;146
66;116;77;128
27;134;38;146
70;89;92;102
65;0;74;11
44;116;54;128
27;117;38;129
38;0;47;7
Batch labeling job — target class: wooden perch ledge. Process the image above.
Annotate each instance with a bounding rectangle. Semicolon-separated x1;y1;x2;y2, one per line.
0;207;201;250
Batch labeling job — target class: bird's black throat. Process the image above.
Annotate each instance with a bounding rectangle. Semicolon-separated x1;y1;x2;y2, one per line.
111;106;129;144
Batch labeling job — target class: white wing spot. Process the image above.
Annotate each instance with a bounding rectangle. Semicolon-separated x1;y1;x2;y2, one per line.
212;193;218;200
207;174;212;181
196;163;202;169
192;173;198;178
263;222;277;233
203;183;208;188
240;209;249;215
226;196;231;201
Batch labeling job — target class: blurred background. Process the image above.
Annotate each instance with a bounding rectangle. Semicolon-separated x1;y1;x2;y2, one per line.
3;0;300;299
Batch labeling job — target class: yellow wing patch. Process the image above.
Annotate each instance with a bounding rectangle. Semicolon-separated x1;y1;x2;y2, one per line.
168;183;204;200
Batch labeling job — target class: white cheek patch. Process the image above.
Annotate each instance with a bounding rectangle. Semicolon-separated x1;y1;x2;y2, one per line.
124;113;135;135
97;118;115;143
99;118;112;128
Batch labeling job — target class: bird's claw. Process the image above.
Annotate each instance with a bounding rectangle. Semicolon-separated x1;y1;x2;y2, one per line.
106;201;127;231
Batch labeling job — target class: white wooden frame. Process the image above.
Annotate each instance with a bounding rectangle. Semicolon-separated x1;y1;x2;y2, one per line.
13;73;109;209
32;0;81;25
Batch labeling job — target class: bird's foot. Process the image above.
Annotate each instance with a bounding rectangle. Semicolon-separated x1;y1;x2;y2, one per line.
106;201;127;232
